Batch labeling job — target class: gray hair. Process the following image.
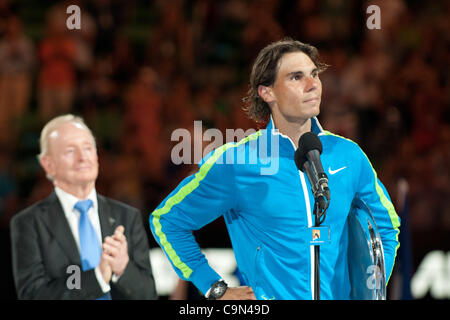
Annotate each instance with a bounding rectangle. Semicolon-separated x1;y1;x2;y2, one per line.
38;114;96;180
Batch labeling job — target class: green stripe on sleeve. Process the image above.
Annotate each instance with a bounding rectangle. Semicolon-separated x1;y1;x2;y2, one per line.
151;131;262;278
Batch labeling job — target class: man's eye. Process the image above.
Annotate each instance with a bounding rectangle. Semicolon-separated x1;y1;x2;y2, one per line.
292;74;302;81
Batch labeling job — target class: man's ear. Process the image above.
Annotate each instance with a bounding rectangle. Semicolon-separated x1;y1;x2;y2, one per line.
257;85;275;104
40;155;55;178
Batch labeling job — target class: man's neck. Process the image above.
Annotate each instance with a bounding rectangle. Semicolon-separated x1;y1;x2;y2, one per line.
54;181;95;199
271;115;312;149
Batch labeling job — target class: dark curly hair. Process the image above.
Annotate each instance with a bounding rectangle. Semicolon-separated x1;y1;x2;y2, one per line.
242;38;329;123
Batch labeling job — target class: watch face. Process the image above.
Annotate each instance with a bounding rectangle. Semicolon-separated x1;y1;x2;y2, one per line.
213;286;223;295
209;281;227;299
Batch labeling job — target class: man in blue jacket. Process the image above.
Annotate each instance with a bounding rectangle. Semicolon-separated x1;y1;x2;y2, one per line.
150;38;400;300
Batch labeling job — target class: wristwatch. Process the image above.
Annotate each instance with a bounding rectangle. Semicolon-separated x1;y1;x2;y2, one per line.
207;280;228;300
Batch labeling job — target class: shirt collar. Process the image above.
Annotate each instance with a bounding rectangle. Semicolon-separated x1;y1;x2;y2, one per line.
54;187;97;216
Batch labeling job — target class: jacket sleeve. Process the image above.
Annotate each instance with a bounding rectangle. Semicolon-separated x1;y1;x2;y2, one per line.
149;147;236;295
355;148;401;284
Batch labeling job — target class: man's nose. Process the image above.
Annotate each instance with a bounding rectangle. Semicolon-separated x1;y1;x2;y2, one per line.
77;148;89;161
304;76;318;92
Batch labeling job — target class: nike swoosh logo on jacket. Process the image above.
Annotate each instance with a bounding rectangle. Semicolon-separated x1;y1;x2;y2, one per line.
328;166;347;175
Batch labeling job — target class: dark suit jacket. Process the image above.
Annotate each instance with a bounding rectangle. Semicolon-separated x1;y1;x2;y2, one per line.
10;192;157;300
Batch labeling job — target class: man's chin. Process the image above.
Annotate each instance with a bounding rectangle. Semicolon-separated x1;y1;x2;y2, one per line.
72;173;98;185
286;111;320;123
309;103;321;116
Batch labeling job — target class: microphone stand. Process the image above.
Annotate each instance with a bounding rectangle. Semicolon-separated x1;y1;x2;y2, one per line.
313;194;328;300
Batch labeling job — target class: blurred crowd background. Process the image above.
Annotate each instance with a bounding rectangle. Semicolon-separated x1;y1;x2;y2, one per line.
0;0;448;299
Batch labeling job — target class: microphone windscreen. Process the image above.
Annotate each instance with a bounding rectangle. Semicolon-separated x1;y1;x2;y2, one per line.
294;132;323;171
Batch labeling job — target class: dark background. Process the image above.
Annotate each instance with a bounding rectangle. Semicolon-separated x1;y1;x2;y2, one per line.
0;0;448;300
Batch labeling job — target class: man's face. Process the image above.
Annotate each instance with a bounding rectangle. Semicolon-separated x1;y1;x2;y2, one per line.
262;51;322;123
42;122;98;188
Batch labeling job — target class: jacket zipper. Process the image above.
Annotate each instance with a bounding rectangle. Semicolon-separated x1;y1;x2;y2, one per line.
270;127;315;300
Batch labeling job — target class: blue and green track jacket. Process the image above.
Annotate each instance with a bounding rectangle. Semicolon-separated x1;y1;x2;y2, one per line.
150;117;401;300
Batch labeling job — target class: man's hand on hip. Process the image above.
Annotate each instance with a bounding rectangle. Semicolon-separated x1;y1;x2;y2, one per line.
218;286;256;300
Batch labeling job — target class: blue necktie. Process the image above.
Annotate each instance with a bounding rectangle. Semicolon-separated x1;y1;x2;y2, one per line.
74;199;111;300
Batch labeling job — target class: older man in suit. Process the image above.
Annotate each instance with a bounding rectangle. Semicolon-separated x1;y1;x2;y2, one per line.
10;114;157;299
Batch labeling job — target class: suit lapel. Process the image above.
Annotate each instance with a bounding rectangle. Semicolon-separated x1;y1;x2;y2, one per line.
41;192;117;264
97;194;116;239
42;192;81;264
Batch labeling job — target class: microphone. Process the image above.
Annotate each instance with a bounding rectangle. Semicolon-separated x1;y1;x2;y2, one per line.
294;132;330;215
294;132;330;300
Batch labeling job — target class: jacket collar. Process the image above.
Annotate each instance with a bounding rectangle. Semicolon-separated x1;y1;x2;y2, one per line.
264;116;324;157
97;194;115;239
266;115;324;136
41;192;81;264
